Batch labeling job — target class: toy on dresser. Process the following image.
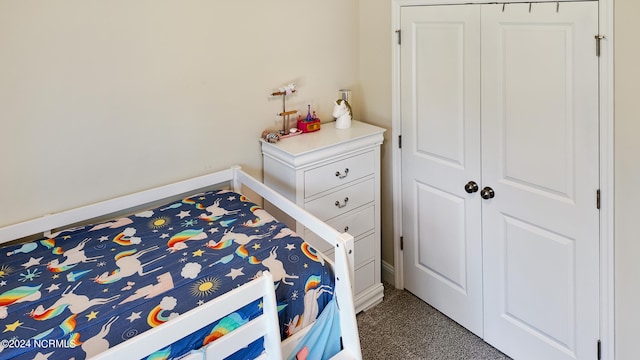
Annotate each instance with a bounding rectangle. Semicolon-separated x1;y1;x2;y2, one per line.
271;83;299;136
262;84;322;143
333;99;352;129
298;104;321;133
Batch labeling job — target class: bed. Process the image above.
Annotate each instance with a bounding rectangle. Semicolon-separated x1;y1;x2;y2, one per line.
0;166;361;359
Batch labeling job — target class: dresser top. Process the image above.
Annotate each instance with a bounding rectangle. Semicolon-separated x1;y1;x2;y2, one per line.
260;121;385;158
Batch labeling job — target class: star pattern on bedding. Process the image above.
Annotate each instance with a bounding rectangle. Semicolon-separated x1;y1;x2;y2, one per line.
0;190;333;360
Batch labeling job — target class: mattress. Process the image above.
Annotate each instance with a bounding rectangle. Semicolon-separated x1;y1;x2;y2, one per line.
0;189;333;359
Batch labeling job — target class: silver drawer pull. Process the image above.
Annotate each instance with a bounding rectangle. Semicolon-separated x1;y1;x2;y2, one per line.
335;168;349;179
335;197;349;209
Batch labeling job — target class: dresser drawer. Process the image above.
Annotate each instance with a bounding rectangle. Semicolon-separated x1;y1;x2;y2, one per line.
305;178;374;222
315;233;376;270
304;151;375;198
303;205;375;253
355;260;375;295
327;205;375;237
354;234;375;268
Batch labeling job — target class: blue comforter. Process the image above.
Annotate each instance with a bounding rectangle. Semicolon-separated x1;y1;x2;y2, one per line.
0;190;333;359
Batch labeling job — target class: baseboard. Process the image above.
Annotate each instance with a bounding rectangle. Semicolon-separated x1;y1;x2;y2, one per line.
382;260;395;287
355;283;384;313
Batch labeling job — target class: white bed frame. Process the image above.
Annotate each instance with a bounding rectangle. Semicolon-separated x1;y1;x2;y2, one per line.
0;166;362;360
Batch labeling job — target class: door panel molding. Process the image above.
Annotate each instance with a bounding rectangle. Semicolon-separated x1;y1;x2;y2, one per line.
414;181;468;293
502;215;576;353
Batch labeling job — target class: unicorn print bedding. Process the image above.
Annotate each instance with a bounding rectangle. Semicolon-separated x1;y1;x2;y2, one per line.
0;189;334;359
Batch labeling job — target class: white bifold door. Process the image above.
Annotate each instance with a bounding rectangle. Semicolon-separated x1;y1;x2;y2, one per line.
401;2;599;360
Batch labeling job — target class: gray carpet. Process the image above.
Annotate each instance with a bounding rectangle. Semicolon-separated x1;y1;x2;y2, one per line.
356;283;511;360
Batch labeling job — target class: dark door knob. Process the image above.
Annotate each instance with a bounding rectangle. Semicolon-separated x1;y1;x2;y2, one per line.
481;187;495;200
465;181;479;194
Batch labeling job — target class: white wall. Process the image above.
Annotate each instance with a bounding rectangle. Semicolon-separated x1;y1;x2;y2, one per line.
614;1;640;358
358;0;394;268
0;1;359;227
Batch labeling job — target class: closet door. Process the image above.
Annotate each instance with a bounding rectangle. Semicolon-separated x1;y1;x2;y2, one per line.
480;3;599;360
400;5;483;336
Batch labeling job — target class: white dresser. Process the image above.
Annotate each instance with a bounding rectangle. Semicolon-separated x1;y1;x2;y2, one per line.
260;120;385;313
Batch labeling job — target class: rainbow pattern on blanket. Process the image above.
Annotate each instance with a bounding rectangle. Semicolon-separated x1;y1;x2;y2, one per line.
202;312;248;345
305;275;323;293
59;314;78;335
0;190;334;360
301;242;322;263
0;285;41;306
